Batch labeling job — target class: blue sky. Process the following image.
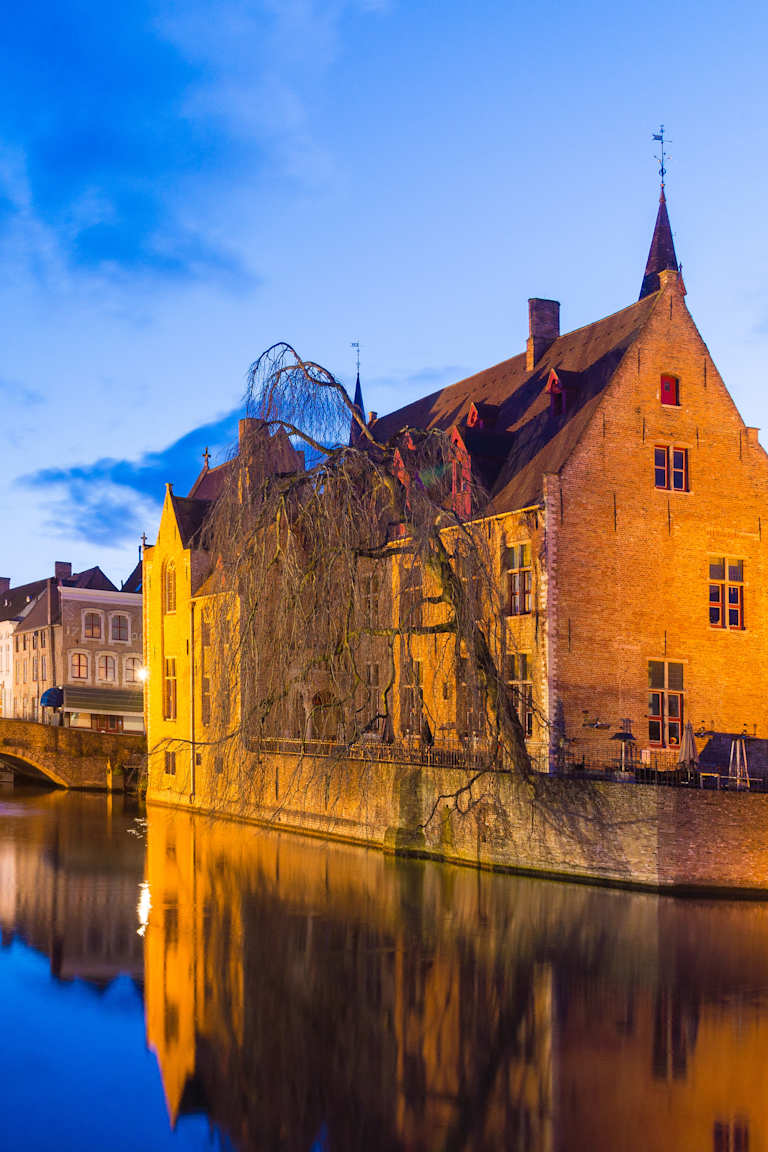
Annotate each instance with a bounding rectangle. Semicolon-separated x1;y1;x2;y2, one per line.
2;0;768;584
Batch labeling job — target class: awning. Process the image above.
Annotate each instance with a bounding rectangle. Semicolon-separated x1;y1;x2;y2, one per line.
62;686;143;716
40;687;64;708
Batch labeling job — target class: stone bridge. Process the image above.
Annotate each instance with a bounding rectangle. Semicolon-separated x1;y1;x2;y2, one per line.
0;716;146;789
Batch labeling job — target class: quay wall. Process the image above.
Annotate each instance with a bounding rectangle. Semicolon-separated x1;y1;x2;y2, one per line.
147;750;768;895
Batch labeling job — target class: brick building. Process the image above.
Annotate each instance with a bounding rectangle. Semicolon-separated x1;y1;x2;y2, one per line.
144;187;768;803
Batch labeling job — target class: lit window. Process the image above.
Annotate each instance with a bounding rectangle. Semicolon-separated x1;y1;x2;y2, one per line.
506;653;533;738
84;612;102;639
654;446;688;491
98;655;116;682
111;615;129;642
125;657;141;683
400;654;422;736
164;563;177;614
660;374;680;406
201;676;211;726
709;558;744;629
71;653;88;680
648;660;684;747
164;658;177;720
504;543;532;616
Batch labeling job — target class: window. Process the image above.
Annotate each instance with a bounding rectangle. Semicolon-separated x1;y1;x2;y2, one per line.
98;655;116;682
400;654;422;736
124;656;141;683
201;676;211;726
22;660;27;683
399;563;422;628
32;632;37;649
504;543;532;616
364;663;382;733
111;615;129;642
648;660;684;747
360;568;382;627
164;659;177;720
654;446;689;491
41;655;46;680
84;612;102;639
71;652;88;680
164;563;177;614
506;653;534;738
32;656;38;681
201;615;211;649
164;750;176;775
456;655;482;737
709;558;744;630
40;631;46;648
660;374;679;406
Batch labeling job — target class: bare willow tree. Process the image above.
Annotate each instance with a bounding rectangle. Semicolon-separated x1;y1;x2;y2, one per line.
199;342;532;813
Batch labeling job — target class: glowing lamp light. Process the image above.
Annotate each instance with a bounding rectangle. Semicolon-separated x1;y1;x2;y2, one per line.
136;666;149;682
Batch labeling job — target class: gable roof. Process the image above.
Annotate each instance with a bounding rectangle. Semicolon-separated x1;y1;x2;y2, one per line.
122;561;143;594
372;291;661;514
0;578;48;624
171;494;213;549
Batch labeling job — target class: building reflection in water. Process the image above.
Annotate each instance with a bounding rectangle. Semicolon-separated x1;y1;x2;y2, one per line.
0;791;144;986
144;806;768;1152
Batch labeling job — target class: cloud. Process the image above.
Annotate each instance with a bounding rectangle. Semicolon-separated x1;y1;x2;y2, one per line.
0;1;249;284
18;406;241;546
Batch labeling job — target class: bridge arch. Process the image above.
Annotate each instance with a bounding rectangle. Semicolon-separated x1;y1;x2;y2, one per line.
0;751;66;786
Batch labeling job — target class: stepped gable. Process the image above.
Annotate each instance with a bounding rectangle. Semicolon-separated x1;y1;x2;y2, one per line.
372;292;660;514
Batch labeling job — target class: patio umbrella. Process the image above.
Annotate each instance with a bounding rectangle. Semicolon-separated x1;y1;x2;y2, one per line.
678;720;698;767
610;731;636;770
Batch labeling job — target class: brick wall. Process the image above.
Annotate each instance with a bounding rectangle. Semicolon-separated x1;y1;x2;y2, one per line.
0;716;145;788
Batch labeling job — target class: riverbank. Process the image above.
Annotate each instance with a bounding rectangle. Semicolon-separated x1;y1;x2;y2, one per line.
147;750;768;896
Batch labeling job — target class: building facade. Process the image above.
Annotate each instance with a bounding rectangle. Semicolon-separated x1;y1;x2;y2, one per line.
144;189;768;804
1;563;144;732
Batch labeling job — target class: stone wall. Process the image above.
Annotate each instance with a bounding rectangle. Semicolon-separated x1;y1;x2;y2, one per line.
0;716;145;788
148;750;768;895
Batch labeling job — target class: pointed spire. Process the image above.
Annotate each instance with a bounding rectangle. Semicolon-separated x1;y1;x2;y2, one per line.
639;187;679;299
349;370;365;446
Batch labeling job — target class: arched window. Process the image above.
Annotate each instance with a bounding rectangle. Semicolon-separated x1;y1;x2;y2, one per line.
164;563;177;614
71;653;88;680
111;614;129;642
124;656;141;684
98;655;116;682
84;612;102;639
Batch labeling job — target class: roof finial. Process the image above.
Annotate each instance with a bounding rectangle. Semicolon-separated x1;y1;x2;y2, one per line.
652;124;670;192
350;341;360;376
349;342;365;447
203;446;210;469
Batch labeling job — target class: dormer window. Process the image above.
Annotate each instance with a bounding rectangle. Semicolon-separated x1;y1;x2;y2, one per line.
660;374;680;406
546;369;565;416
467;402;480;429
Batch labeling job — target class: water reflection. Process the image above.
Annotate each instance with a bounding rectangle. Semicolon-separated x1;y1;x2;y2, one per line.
144;807;768;1152
0;792;767;1150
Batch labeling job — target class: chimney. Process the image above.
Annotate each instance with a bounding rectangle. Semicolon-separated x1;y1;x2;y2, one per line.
526;298;560;371
0;578;9;595
54;561;72;581
368;411;378;424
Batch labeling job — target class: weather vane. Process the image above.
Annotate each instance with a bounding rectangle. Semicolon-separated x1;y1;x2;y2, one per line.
350;341;360;375
652;124;670;189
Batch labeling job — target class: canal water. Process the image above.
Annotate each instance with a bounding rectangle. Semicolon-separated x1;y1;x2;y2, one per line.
1;788;767;1151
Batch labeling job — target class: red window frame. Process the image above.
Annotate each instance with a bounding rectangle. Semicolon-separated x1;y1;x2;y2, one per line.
648;661;684;747
654;446;669;489
654;446;689;491
84;612;101;639
709;557;745;630
671;448;688;491
71;653;88;680
660;374;680;406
